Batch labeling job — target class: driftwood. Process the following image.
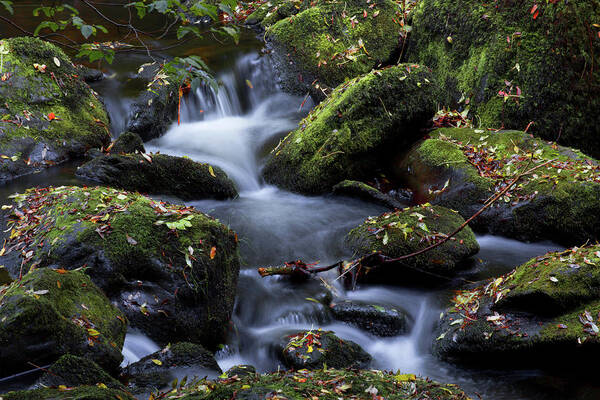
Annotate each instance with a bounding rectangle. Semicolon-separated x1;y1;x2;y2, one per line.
258;159;555;289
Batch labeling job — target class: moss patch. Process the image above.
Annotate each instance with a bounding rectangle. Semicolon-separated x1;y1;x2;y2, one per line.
1;386;134;400
263;64;436;194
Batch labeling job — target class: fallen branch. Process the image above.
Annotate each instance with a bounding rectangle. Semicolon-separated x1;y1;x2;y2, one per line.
257;158;556;288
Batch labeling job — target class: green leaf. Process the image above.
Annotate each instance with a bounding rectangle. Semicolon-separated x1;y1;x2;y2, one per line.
152;0;168;13
1;1;14;14
80;24;94;39
34;21;59;36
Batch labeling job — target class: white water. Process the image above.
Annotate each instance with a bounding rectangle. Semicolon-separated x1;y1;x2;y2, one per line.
121;51;571;399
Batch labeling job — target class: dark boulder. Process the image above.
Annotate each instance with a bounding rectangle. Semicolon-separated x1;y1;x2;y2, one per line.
330;300;411;337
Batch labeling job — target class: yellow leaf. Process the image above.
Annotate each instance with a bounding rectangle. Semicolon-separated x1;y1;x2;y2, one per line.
307;345;313;353
210;246;217;259
151;359;163;366
96;383;107;389
208;165;216;177
241;384;251;389
87;328;100;336
394;373;416;382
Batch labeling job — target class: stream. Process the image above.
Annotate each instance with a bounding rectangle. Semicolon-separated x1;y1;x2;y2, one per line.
0;16;593;399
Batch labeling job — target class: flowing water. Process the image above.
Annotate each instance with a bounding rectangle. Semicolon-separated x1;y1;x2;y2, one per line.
0;15;595;398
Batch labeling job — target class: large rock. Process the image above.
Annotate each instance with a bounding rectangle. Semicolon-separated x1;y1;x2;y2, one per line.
262;65;437;194
109;131;146;155
279;329;371;370
0;269;127;377
408;0;600;157
330;300;411;337
123;342;221;393
1;186;240;349
38;354;123;389
0;37;110;182
399;128;600;245
76;153;238;200
346;204;479;283
434;244;600;367
255;0;404;97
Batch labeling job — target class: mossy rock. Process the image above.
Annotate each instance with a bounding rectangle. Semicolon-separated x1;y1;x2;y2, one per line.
0;37;110;183
330;300;411;337
76;153;238;200
261;0;403;96
407;0;600;157
332;180;405;209
399;128;600;245
162;368;470;399
223;365;256;379
280;329;371;370
262;65;437;194
0;269;126;377
434;244;600;367
1;386;135;400
346;204;479;283
109;131;145;155
38;354;123;389
1;186;240;349
123;342;221;393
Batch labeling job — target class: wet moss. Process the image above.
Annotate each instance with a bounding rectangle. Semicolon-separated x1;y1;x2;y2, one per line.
262;64;437;194
39;354;124;389
1;386;135;400
408;0;600;156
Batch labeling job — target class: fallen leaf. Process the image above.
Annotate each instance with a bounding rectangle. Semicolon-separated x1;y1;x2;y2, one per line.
210;246;217;259
151;359;163;366
126;234;137;245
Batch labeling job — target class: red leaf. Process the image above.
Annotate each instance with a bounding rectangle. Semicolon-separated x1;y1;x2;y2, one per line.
48;112;56;121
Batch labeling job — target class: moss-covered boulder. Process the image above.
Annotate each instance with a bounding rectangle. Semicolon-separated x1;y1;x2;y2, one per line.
0;37;110;182
1;186;240;349
223;364;256;379
408;0;600;156
330;300;411;337
160;368;470;399
346;204;479;283
257;0;404;96
332;180;405;209
1;386;135;400
38;354;123;389
280;329;371;370
399;128;600;245
262;65;437;194
434;244;600;367
76;153;238;200
123;342;221;393
109;131;146;155
0;269;127;377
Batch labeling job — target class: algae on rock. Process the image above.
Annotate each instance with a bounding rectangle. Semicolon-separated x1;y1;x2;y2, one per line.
263;64;437;194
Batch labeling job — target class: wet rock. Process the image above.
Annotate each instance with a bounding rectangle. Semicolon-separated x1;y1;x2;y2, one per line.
408;0;600;157
1;186;240;350
330;300;411;337
0;37;110;183
124;342;221;393
399;128;600;246
224;365;256;378
332;180;405;209
110;131;146;155
279;329;371;370
434;244;600;368
76;153;238;200
76;65;104;83
346;204;479;283
38;354;123;389
0;268;127;377
253;0;403;98
262;65;437;194
0;386;135;399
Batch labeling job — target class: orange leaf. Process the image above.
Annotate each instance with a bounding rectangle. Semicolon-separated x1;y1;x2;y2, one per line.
210;246;217;259
48;112;56;121
56;268;68;274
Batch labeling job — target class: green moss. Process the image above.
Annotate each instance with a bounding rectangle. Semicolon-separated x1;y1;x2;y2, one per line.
346;203;479;279
0;269;127;375
40;354;124;389
408;0;600;156
1;386;135;400
266;0;402;90
167;368;469;399
263;64;436;193
0;37;110;149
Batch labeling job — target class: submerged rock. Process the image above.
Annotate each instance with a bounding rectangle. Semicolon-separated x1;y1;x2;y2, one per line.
1;186;240;349
0;269;127;377
76;153;238;200
279;329;371;370
408;0;600;156
0;37;110;183
253;0;403;97
109;131;146;155
346;204;479;283
399;128;600;245
263;65;437;194
124;342;221;393
38;354;123;389
435;244;600;367
330;300;411;337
